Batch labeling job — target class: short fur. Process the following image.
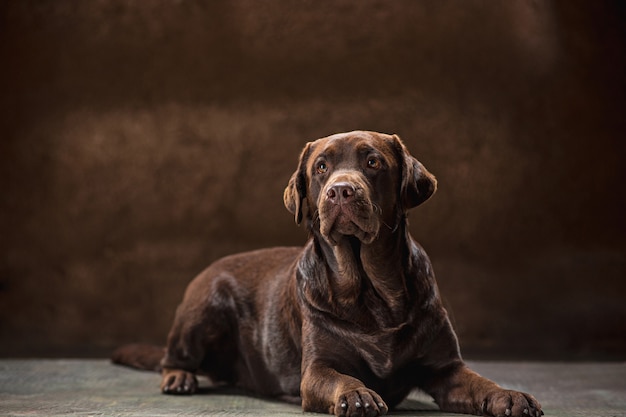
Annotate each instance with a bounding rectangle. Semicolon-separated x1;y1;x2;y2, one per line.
112;131;542;417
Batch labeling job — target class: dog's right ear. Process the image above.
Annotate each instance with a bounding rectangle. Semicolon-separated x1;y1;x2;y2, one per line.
283;142;311;225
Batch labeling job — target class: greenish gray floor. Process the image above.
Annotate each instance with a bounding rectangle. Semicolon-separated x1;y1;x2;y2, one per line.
0;360;624;417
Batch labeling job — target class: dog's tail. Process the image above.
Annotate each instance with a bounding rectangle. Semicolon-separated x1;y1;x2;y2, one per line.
111;343;164;372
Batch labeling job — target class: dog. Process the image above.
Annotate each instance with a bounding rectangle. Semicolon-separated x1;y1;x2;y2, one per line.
112;131;542;417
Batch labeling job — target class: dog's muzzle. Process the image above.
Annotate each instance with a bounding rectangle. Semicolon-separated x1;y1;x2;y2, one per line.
318;172;380;245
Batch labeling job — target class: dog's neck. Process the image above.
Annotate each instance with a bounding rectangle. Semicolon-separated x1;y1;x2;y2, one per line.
313;217;411;315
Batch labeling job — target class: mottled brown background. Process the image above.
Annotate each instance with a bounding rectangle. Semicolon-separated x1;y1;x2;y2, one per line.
1;1;624;359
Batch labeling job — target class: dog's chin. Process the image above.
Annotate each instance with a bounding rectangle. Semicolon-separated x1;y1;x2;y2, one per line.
321;212;379;246
327;228;377;246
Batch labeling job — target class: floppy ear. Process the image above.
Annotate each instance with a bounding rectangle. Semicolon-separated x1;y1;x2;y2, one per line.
392;134;437;209
283;142;311;225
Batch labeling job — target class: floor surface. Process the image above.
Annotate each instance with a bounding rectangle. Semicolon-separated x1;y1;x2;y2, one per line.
0;360;624;416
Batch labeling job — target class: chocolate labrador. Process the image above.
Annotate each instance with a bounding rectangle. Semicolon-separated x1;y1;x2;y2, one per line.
112;131;542;417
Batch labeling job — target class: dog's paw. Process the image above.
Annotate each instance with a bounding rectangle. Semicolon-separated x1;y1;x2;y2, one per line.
160;369;198;395
333;388;388;417
481;389;543;417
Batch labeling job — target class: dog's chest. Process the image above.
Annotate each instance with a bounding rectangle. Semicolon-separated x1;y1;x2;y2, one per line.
323;294;416;379
348;325;408;379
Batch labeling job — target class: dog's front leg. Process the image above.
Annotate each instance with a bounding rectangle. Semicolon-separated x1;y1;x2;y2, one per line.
299;316;388;416
300;362;388;417
425;361;543;417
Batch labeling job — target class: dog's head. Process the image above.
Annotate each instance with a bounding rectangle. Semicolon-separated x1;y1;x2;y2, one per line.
284;131;436;245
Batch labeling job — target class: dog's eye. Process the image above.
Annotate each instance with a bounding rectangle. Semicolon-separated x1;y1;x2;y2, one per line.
316;162;328;174
367;158;381;170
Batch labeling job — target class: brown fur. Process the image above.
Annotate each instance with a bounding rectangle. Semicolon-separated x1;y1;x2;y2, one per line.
112;131;542;417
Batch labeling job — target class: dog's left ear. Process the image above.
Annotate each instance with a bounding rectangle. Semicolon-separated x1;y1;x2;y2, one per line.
392;134;437;210
283;142;311;225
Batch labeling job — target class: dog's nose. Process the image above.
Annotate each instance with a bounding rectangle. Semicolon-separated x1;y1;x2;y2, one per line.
327;182;355;204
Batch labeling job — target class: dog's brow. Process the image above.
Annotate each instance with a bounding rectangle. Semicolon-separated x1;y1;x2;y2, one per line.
356;142;377;154
356;144;384;160
317;146;338;160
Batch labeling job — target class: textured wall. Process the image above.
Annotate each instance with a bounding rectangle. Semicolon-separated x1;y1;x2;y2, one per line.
1;1;624;359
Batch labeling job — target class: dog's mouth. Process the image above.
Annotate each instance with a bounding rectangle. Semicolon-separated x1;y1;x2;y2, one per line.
319;194;380;246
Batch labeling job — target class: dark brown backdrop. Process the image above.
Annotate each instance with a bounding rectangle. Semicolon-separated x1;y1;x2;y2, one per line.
1;1;624;359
